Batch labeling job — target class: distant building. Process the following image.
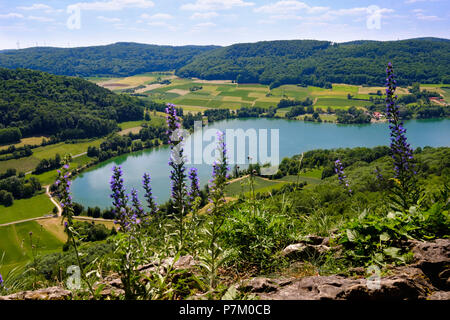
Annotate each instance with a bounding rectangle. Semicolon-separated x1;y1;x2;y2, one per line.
373;112;383;119
430;97;445;103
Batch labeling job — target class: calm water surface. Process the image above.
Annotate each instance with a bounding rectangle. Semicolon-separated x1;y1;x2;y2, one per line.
72;118;450;208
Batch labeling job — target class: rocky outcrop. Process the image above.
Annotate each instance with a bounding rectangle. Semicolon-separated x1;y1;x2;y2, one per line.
238;266;434;300
239;238;449;300
1;240;448;300
0;286;71;300
409;238;450;290
281;235;331;260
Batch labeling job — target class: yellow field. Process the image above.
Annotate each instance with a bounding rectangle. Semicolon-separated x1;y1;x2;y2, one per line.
0;136;47;151
358;86;409;95
178;105;212;113
118;126;142;136
38;216;117;243
38;218;68;242
167;89;190;96
222;96;244;102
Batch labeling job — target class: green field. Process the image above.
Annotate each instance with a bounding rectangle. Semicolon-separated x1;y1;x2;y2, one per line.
95;73;411;116
0;220;63;275
0;139;103;175
225;176;285;196
0;192;55;225
225;168;323;197
118;117;165;130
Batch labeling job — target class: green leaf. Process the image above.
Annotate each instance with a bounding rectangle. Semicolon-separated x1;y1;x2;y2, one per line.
383;247;401;258
346;229;358;242
358;209;368;221
222;286;239;300
380;232;390;242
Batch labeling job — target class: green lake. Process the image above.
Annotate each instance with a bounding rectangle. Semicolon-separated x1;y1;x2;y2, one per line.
72;118;450;209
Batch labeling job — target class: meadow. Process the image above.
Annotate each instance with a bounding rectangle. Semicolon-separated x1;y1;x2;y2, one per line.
0;220;64;276
89;73;450;120
0;139;104;174
0;136;46;151
225;170;322;197
0;192;55;225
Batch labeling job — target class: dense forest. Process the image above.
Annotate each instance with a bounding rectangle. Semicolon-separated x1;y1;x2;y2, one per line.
0;43;217;77
0;39;448;88
178;38;450;87
0;68;145;142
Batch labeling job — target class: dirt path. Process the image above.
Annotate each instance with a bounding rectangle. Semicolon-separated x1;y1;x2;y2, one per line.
46;185;62;217
0;216;54;227
226;174;250;185
0;185;62;227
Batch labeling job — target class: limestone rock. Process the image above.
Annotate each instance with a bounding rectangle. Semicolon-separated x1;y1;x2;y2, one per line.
410;238;450;290
0;286;71;300
282;243;330;260
238;266;437;300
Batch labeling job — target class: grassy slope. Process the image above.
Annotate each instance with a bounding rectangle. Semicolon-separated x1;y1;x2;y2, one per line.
225;170;322;197
0;192;55;225
0;220;63;275
0;139;103;174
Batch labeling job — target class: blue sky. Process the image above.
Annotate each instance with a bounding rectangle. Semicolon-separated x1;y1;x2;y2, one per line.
0;0;449;49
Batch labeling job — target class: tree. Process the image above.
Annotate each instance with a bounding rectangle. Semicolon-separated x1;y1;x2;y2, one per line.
0;190;13;206
93;207;101;218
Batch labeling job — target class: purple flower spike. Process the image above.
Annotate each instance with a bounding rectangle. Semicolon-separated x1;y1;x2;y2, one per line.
335;159;352;195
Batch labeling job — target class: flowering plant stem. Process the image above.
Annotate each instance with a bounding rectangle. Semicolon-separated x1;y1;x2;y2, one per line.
202;131;229;289
57;158;95;298
385;63;421;211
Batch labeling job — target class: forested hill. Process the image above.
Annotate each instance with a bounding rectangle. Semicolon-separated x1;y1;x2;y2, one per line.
0;68;144;143
0;38;448;88
177;38;450;88
0;42;218;77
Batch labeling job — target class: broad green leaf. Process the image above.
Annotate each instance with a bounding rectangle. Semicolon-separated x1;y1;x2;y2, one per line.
383;247;401;258
380;232;390;241
346;229;358;242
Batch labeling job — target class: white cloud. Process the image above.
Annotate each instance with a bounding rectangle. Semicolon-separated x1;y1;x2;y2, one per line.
97;16;121;22
17;3;63;14
404;0;441;3
27;15;54;22
17;4;52;10
142;13;174;20
145;20;178;31
415;13;442;20
194;22;217;27
147;21;168;27
181;0;254;11
190;11;219;19
0;13;24;19
328;7;393;16
71;0;154;11
254;1;328;14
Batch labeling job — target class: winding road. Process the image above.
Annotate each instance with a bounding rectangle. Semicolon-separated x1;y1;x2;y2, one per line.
46;184;62;217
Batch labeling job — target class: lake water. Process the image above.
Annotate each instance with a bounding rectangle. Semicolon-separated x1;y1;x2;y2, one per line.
72;118;450;209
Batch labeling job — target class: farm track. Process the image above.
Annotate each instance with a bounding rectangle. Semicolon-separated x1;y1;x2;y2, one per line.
24;151;87;175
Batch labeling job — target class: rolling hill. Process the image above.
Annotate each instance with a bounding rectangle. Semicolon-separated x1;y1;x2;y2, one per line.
0;42;218;77
0;38;448;88
177;38;450;88
0;68;145;142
